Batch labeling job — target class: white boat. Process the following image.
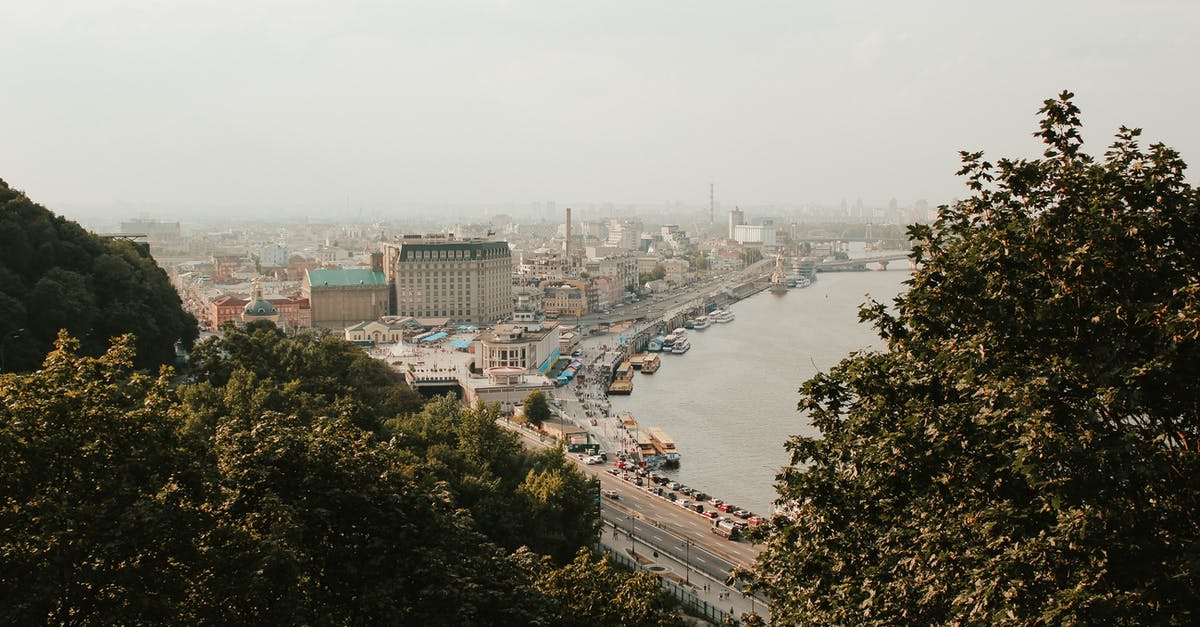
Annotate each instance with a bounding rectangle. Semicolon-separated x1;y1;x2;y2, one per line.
662;333;677;349
671;338;691;354
692;316;711;329
713;308;734;323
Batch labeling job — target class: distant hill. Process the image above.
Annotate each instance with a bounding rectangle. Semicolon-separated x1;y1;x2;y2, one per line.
0;178;197;372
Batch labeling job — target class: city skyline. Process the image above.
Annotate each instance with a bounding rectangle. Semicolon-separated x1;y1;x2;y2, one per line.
4;2;1198;224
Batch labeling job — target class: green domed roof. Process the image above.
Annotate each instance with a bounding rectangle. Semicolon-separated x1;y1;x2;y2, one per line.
243;299;277;317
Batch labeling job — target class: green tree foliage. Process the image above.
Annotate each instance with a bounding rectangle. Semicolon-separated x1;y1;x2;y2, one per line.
639;264;667;285
0;333;207;623
384;396;600;563
524;388;552;426
2;334;650;623
182;323;423;437
750;92;1200;624
532;548;683;626
0;180;197;372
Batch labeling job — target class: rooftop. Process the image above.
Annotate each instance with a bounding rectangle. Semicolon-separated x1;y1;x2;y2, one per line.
306;268;386;287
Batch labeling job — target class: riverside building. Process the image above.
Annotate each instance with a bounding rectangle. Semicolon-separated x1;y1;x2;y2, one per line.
383;235;512;324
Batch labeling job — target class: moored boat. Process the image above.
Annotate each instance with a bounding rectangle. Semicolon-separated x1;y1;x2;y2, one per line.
692;316;711;329
671;338;691;354
648;427;681;467
641;354;661;373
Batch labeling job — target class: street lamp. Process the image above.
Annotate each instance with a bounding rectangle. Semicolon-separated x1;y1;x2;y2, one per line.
626;514;637;555
681;538;693;585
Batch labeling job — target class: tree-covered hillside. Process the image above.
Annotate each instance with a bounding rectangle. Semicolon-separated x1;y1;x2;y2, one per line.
0;179;197;373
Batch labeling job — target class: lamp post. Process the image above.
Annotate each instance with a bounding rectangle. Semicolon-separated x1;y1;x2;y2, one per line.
1;328;25;372
681;538;693;585
626;515;637;555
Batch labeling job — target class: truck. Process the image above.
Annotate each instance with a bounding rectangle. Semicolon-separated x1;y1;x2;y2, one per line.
711;518;740;540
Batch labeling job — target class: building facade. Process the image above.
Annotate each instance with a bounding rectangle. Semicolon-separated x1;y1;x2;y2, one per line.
475;323;561;374
303;268;390;330
540;280;590;317
384;235;512;324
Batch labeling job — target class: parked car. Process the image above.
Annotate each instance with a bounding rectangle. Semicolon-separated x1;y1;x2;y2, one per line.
693;503;705;513
747;516;765;526
717;503;734;512
702;511;718;520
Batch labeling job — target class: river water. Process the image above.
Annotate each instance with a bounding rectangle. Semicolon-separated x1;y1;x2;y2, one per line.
606;267;912;515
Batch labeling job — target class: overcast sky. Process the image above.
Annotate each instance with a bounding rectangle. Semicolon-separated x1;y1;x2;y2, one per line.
3;1;1198;221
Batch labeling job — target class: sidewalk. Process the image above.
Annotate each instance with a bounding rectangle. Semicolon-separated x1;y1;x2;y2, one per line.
597;526;768;624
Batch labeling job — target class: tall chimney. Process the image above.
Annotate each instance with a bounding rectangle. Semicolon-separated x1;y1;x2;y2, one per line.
564;207;572;265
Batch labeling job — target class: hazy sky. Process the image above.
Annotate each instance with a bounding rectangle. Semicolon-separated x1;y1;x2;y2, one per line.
3;1;1198;220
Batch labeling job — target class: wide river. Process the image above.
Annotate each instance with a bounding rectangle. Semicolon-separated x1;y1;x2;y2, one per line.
606;266;911;515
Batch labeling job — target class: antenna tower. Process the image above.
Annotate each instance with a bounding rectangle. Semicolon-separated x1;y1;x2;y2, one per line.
709;183;715;224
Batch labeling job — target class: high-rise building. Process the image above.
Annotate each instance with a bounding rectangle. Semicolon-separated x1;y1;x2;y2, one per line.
728;209;745;239
383;235;512;324
605;219;642;250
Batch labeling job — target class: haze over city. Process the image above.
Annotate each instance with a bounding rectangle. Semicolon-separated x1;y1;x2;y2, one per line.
3;1;1198;224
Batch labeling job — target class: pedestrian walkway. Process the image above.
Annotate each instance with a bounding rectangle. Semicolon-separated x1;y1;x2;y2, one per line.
597;526;767;624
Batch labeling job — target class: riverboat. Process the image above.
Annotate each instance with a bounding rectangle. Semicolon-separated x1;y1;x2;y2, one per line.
648;427;681;467
692;316;711;329
712;308;734;323
641;354;661;373
662;333;677;349
671;338;691;354
607;360;635;394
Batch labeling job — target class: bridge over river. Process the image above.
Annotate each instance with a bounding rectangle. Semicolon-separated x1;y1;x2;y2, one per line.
816;253;911;271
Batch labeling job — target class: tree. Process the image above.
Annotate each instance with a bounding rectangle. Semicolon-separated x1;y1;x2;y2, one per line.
0;333;208;624
524;389;552;427
0;180;197;373
750;92;1200;625
532;548;684;626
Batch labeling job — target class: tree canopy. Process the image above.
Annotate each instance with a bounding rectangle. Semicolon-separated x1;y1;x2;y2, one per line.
1;329;678;624
0;179;197;372
524;389;552;426
751;92;1200;624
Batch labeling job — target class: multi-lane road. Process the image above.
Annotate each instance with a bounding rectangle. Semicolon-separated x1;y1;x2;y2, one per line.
580;459;764;570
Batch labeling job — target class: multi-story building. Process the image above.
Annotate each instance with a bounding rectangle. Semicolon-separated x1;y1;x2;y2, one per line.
661;225;691;252
383;235;512;324
303;268;389;330
475;322;562;375
540;280;590;317
728;208;745;239
734;224;778;248
605;219;642;250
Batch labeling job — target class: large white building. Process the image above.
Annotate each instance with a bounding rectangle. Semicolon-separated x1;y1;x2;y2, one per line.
382;235;512;324
475;322;562;375
733;224;777;248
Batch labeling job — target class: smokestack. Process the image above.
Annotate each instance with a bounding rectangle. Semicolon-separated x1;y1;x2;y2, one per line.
564;207;572;264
